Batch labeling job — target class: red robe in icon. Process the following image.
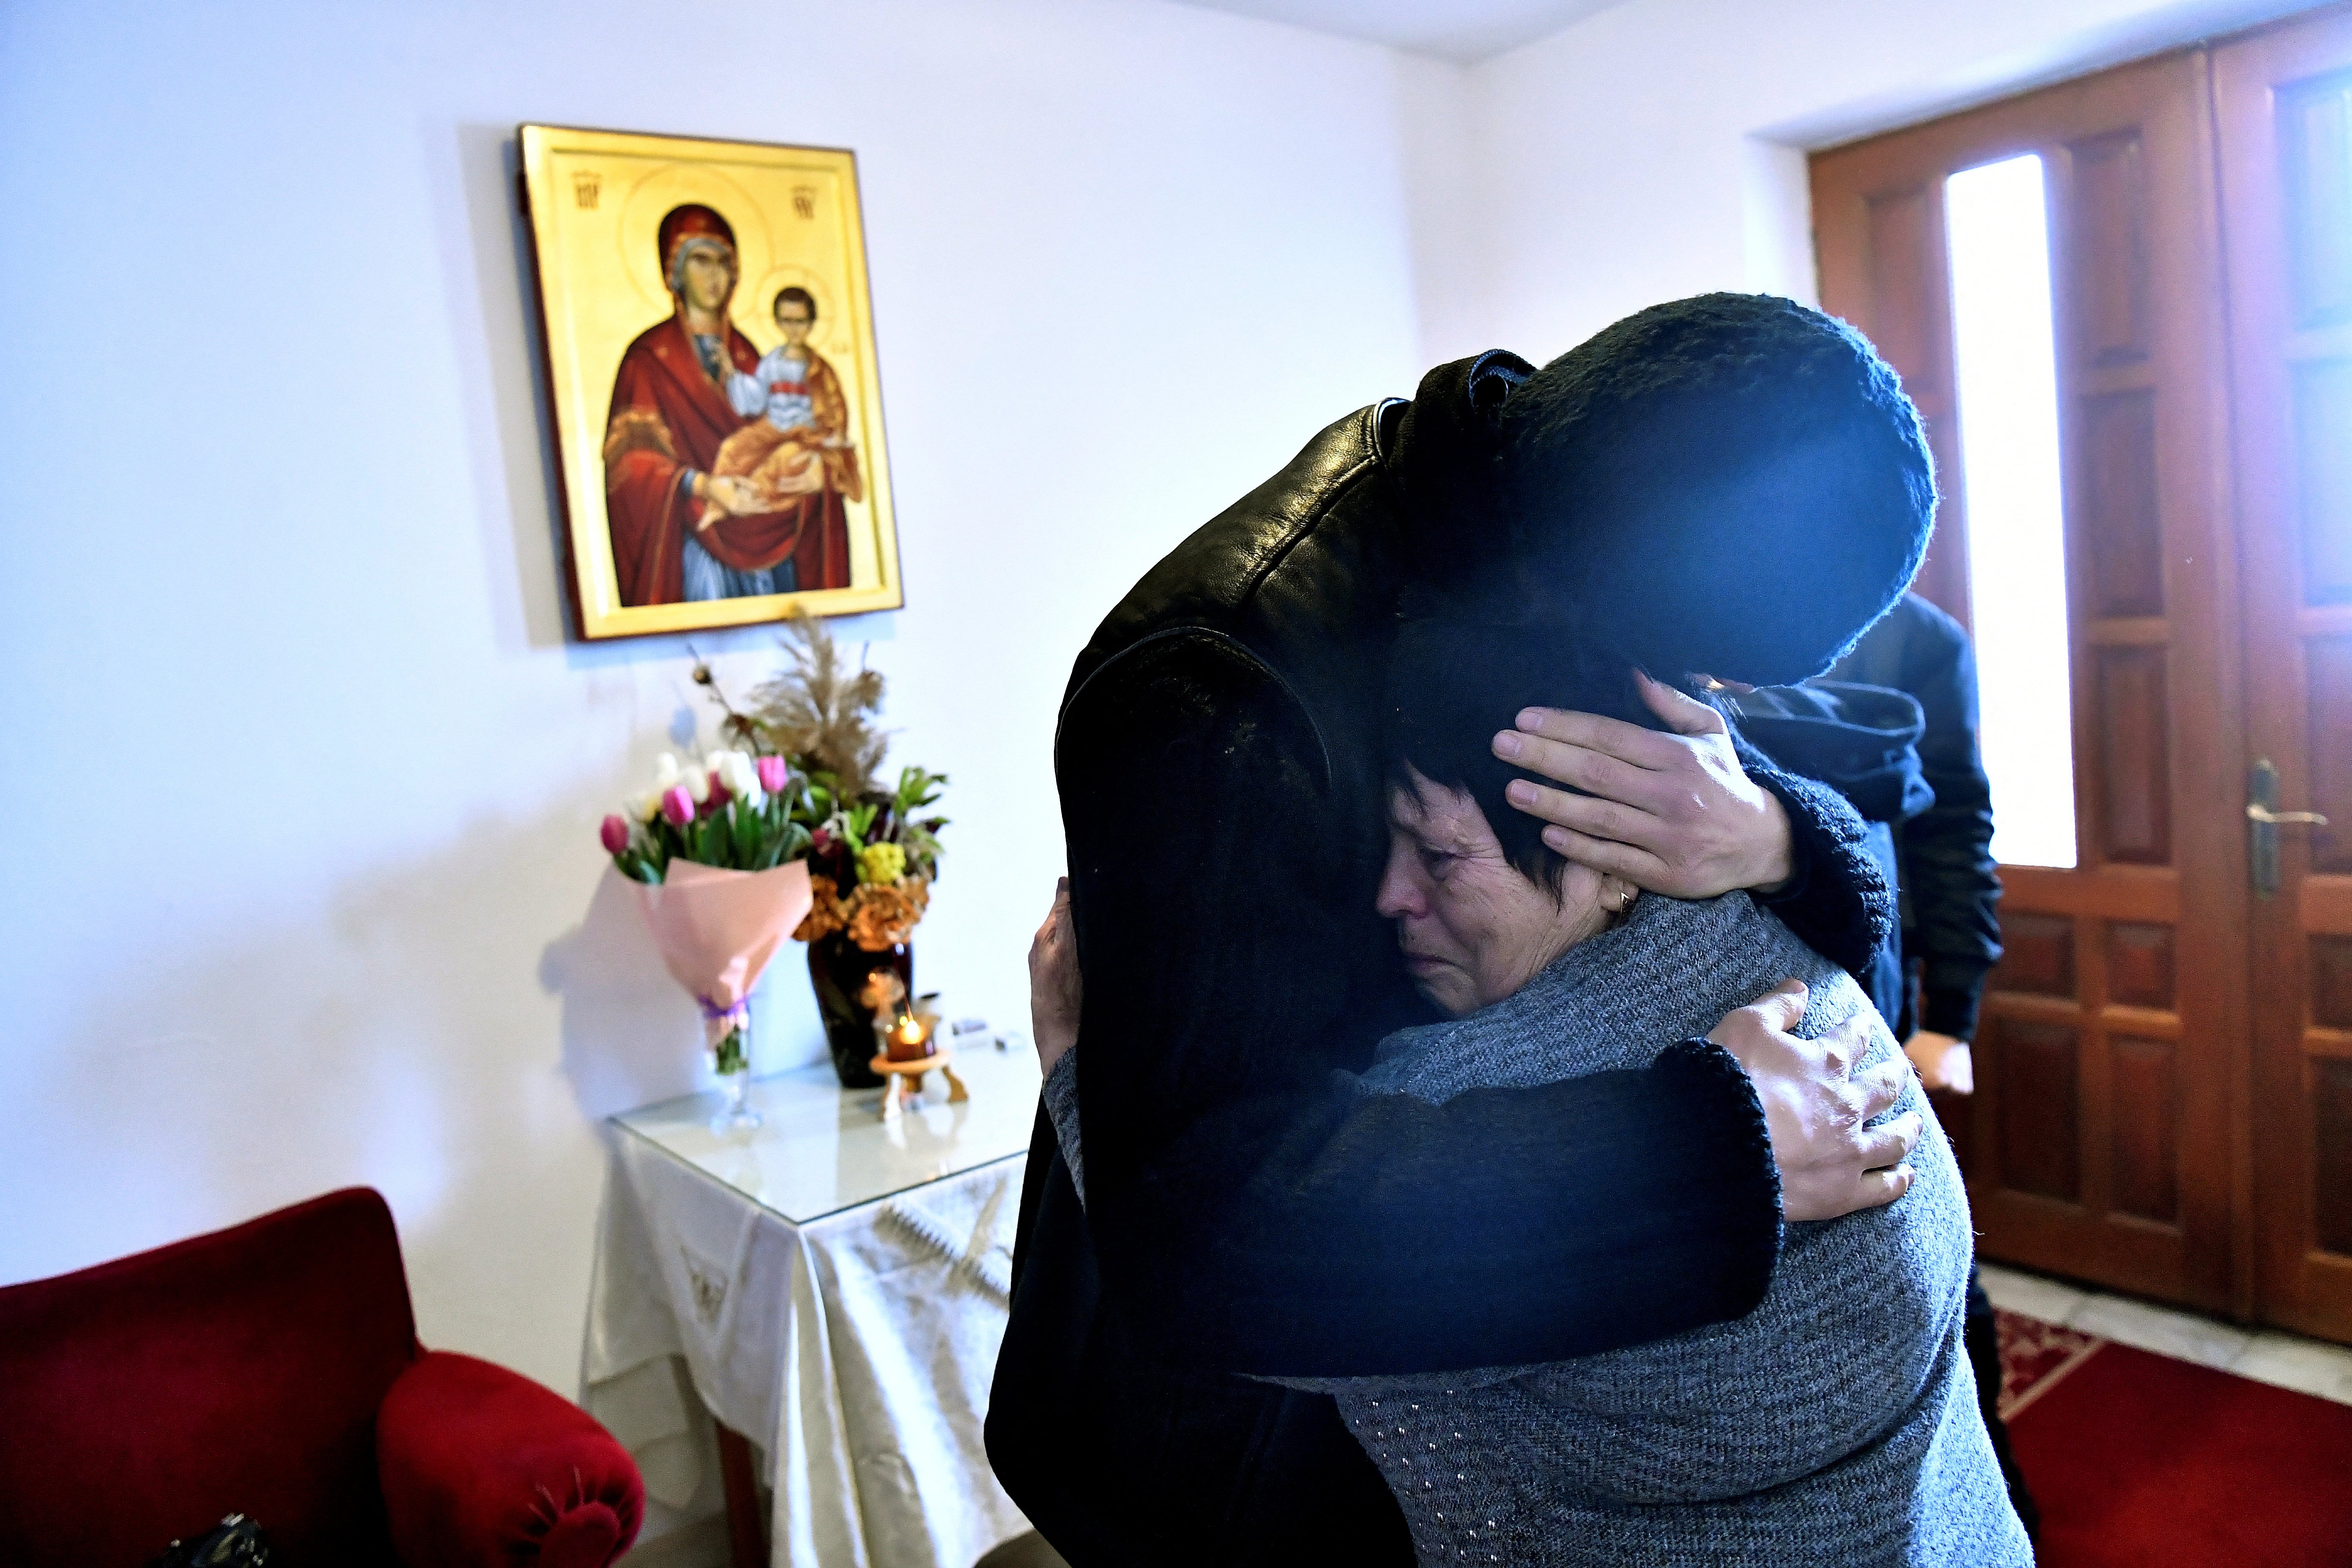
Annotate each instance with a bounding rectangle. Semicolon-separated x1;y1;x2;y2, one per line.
602;315;852;607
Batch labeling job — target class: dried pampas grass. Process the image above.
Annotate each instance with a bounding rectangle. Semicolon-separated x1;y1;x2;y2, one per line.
747;612;888;796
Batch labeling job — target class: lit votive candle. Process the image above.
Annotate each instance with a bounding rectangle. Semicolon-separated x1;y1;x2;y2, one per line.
886;1013;931;1063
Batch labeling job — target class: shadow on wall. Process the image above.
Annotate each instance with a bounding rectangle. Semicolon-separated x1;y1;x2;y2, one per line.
539;868;702;1122
7;797;646;1285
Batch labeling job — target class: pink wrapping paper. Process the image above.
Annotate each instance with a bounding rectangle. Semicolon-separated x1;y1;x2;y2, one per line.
634;860;814;1037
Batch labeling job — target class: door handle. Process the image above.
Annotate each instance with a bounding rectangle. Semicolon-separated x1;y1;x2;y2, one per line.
2249;757;2328;898
2247;803;2330;826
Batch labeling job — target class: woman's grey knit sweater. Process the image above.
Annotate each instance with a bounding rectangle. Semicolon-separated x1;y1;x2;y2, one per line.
1043;891;2030;1566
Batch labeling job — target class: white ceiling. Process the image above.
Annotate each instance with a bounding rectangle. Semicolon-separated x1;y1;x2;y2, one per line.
1170;0;1637;62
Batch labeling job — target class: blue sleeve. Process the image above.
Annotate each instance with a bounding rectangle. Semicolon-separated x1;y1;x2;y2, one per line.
1741;738;1900;983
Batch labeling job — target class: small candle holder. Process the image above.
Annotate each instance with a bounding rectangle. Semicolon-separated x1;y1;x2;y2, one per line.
882;1005;931;1063
868;1007;967;1120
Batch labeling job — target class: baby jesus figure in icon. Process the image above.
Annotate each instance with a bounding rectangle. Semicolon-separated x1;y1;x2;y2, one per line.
716;286;866;510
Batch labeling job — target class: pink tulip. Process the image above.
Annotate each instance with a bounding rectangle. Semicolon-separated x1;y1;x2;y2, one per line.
704;773;732;813
756;755;790;793
599;814;631;855
660;786;695;826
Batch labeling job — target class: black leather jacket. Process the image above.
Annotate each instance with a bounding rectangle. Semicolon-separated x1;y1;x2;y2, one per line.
987;363;1896;1565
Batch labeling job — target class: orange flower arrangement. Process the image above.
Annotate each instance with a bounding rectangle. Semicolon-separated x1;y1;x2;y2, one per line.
794;871;931;951
795;875;848;942
695;613;945;962
848;878;928;950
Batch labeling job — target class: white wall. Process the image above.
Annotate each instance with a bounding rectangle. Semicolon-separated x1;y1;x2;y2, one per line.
0;0;1439;1400
1434;0;2330;368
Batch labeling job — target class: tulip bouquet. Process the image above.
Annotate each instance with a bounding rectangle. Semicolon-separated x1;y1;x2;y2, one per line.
601;747;820;1125
600;748;814;886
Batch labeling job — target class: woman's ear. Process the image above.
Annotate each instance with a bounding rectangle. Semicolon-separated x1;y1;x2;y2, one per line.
1598;874;1641;917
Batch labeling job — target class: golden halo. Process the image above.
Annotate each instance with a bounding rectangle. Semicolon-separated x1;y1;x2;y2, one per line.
740;264;850;362
615;163;773;317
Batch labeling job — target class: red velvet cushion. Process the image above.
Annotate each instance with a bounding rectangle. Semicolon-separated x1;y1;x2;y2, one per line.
0;1189;419;1568
377;1350;642;1568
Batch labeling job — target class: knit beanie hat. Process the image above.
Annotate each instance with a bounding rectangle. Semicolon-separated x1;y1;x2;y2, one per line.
1497;294;1936;687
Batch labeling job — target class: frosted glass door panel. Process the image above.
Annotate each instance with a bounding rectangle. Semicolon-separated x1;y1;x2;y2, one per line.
1948;154;2079;869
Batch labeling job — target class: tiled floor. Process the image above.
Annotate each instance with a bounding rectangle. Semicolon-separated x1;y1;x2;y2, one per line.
1979;1262;2352;1408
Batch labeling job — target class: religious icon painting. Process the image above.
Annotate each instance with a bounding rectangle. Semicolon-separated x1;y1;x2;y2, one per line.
519;125;903;638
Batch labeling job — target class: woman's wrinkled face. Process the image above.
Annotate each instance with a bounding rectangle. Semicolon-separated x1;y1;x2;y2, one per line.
1375;768;1617;1018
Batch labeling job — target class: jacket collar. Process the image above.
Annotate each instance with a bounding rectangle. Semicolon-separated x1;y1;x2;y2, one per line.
1384;351;1534;612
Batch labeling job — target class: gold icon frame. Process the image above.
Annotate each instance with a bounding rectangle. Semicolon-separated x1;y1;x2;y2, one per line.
519;125;903;639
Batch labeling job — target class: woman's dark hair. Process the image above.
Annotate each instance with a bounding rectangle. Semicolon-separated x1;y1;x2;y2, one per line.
773;285;817;321
1384;617;1690;901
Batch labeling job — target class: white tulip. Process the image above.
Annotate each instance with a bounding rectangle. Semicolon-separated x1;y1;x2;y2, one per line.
631;789;663;823
685;763;712;803
653;752;682;788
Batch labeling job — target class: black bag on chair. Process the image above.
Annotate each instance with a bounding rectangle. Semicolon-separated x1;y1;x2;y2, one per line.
148;1514;273;1568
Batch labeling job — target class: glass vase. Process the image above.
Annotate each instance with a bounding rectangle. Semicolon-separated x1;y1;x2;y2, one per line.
808;933;912;1089
707;1004;761;1132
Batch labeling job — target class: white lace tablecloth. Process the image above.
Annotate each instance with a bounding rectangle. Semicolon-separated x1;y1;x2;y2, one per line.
584;1046;1040;1568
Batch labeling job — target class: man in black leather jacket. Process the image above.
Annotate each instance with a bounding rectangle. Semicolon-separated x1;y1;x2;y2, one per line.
990;299;1938;1564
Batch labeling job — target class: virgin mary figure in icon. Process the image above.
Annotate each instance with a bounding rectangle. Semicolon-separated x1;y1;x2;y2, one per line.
601;204;856;604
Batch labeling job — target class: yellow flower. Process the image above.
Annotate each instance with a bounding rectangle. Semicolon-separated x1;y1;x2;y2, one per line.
857;842;907;886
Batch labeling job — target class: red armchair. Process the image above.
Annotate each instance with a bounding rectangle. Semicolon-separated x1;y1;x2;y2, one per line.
0;1188;642;1567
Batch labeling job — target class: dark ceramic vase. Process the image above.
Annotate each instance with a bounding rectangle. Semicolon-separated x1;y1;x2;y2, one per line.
808;933;912;1089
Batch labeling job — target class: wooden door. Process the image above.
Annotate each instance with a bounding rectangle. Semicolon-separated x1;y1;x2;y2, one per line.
1813;50;2254;1317
2215;5;2352;1343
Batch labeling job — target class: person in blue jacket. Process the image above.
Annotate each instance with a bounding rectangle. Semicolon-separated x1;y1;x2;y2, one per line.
1826;590;2036;1539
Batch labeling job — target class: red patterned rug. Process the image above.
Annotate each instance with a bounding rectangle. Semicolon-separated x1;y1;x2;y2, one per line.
1996;1308;2352;1566
1995;1307;2106;1418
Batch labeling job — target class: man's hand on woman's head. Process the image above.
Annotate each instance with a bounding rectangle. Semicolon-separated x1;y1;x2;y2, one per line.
1492;671;1794;899
1708;980;1920;1222
1029;877;1083;1077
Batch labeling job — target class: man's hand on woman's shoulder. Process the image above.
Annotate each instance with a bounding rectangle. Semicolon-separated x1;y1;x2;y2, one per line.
1708;980;1920;1222
1492;671;1794;898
